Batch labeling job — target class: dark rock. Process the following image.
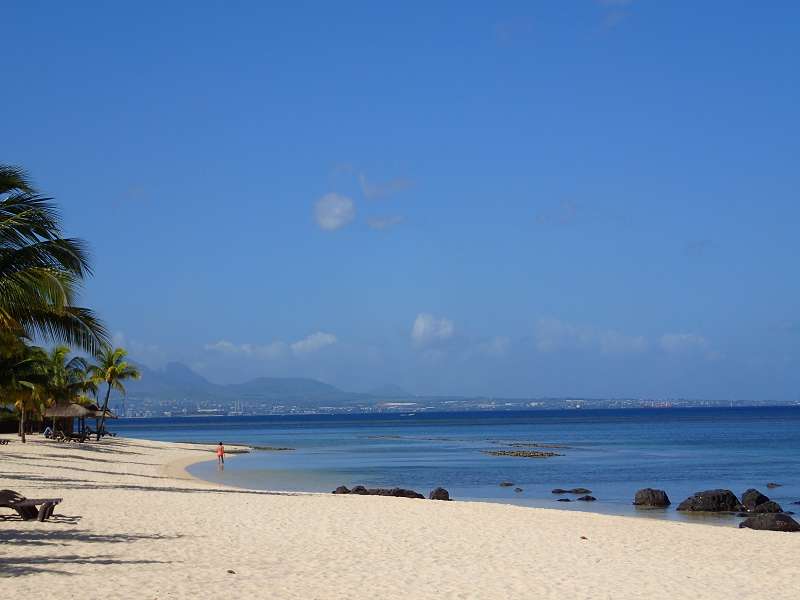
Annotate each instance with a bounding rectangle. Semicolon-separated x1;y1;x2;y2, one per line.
677;489;743;512
557;498;572;502
793;501;800;506
577;495;597;502
499;481;515;487
752;500;784;514
551;487;592;495
552;488;568;494
483;450;562;458
739;513;800;532
332;486;350;494
514;487;523;493
350;485;368;495
633;488;671;508
741;488;770;511
368;487;425;499
766;482;782;489
227;569;236;574
429;487;451;501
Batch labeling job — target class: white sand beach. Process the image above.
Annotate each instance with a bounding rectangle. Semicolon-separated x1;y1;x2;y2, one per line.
2;434;799;599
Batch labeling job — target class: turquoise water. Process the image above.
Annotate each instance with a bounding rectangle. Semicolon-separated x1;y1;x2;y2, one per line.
114;407;800;523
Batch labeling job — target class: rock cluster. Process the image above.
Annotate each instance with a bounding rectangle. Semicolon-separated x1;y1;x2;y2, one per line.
331;486;425;499
333;486;454;500
552;487;592;495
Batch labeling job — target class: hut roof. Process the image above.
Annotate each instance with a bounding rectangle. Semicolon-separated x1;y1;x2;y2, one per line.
44;402;94;418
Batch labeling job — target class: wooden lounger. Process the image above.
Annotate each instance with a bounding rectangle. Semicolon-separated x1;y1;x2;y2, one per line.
0;489;62;521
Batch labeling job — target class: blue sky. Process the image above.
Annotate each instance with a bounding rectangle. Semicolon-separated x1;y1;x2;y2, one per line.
5;1;799;399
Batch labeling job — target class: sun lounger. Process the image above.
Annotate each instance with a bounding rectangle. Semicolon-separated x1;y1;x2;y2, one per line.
0;489;62;521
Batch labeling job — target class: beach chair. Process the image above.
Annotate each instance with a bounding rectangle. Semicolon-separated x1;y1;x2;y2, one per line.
0;489;62;521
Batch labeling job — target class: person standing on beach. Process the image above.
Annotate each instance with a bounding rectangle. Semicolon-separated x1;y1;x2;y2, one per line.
216;442;225;465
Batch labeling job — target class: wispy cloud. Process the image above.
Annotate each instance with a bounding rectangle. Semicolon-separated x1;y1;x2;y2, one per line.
493;18;534;46
366;215;404;231
596;0;634;30
411;313;455;347
314;193;355;231
533;317;648;355
112;331;167;368
535;201;580;226
659;333;707;354
683;239;714;258
290;332;337;356
203;340;288;360
205;331;338;360
359;173;412;200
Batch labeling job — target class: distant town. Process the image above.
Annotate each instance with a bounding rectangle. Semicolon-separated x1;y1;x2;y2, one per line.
113;362;797;418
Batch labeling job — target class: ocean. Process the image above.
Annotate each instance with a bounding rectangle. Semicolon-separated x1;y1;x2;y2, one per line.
113;406;800;523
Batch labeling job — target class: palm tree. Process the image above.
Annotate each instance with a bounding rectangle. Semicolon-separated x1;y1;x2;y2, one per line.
42;345;95;405
89;346;140;440
0;165;108;353
0;333;47;442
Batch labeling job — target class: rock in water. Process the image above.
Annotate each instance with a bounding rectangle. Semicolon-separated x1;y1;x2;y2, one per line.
766;482;783;489
741;488;770;511
677;489;744;512
577;495;597;502
552;488;568;494
551;487;592;494
752;500;784;514
557;498;572;502
429;487;451;501
514;487;523;493
499;481;515;487
350;485;369;495
332;486;351;494
633;488;671;508
739;513;800;532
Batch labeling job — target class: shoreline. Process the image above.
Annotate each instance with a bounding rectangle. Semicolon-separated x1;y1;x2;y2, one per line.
3;434;799;599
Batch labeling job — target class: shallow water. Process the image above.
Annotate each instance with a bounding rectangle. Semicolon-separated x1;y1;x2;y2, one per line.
114;407;800;524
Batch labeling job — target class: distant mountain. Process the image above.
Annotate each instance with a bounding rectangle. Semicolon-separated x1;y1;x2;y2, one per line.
125;362;367;406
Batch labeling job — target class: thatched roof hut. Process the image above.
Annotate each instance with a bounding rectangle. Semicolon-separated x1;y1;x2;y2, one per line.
44;403;94;419
44;402;117;420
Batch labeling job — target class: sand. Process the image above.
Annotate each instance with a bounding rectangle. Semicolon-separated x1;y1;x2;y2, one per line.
2;434;799;599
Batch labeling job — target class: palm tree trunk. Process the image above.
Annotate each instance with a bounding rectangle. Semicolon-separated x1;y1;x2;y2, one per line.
97;382;111;441
20;406;26;443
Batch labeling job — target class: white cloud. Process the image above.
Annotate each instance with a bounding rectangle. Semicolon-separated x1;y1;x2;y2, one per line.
290;332;337;356
314;193;355;231
366;215;404;230
203;340;288;360
533;317;647;355
359;173;412;200
411;313;455;347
